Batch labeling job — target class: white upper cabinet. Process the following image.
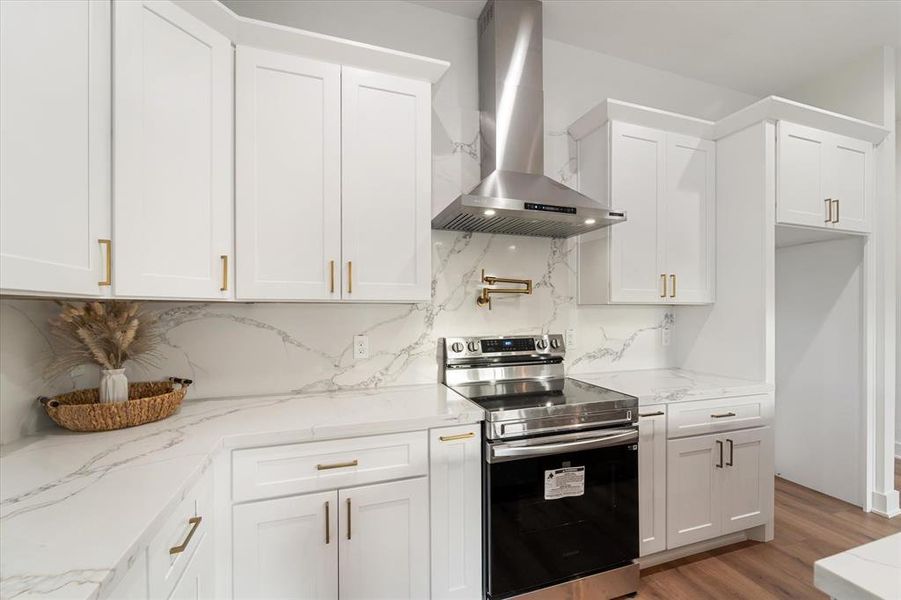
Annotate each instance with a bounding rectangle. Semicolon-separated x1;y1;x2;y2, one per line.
113;0;233;299
577;120;715;305
0;0;110;296
663;134;715;303
341;67;432;302
235;47;341;301
776;121;872;234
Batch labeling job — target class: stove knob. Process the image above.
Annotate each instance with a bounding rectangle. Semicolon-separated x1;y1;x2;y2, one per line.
451;342;464;353
536;339;548;350
467;341;479;352
550;338;561;349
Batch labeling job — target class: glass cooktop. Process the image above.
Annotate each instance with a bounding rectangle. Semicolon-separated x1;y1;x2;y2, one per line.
449;377;637;421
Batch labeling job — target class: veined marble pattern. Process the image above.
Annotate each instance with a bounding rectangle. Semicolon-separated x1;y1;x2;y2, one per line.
0;229;673;445
0;384;482;600
0;113;671;446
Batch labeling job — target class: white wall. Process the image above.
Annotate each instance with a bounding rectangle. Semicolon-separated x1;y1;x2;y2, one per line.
775;237;865;506
0;1;758;446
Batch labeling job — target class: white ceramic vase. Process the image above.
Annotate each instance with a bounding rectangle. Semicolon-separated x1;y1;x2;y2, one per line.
99;368;128;404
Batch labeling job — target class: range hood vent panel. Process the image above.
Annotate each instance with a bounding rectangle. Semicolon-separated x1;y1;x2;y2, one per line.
431;0;626;238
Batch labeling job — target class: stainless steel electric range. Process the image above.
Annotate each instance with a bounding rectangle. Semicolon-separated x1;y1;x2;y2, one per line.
439;334;640;600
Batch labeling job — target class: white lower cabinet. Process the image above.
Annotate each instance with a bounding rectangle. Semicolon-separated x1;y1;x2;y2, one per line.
339;478;430;600
429;426;483;600
233;491;338;600
666;426;772;550
638;406;667;556
169;529;215;600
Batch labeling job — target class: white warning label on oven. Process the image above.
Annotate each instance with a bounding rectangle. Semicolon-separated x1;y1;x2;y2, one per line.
544;466;585;500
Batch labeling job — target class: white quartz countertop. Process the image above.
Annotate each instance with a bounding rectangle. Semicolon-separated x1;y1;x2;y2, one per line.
570;368;772;406
0;384;483;600
814;533;901;600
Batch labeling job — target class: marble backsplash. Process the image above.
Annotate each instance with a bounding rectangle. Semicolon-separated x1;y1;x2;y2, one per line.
0;230;673;445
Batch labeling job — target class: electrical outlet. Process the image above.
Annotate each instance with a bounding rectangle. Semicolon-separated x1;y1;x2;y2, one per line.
353;335;370;359
661;325;671;347
565;329;575;348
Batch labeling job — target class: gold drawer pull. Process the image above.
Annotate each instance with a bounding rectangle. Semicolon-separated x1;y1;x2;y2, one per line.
316;459;358;471
325;501;330;544
639;411;664;418
220;255;228;291
169;516;202;555
329;260;335;293
440;432;475;442
346;497;352;540
98;239;112;286
710;412;736;419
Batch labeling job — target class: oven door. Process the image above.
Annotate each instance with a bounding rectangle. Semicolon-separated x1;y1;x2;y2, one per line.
484;427;639;599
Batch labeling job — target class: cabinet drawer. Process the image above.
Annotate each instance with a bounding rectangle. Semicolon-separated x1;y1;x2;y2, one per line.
667;394;772;439
147;467;213;600
232;431;428;502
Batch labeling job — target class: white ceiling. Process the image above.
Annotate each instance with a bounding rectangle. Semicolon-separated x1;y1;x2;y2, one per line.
407;0;901;96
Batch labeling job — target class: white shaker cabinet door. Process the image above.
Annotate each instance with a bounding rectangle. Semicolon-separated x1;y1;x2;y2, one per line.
430;426;483;600
168;527;215;600
0;0;110;296
638;406;667;557
339;478;430;600
235;47;341;300
776;121;830;229
113;0;233;299
340;67;431;302
826;133;872;234
233;491;338;600
608;122;666;303
663;133;715;304
721;427;773;535
667;432;722;549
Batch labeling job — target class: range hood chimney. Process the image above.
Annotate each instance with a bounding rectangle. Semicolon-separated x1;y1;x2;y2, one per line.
431;0;626;238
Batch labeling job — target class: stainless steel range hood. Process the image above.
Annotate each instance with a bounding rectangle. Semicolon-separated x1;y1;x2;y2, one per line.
431;0;625;238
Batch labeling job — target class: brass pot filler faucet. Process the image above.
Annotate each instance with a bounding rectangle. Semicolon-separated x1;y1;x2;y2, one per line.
476;269;533;310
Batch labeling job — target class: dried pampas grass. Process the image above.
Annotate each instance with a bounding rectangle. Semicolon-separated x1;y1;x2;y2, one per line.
46;301;162;379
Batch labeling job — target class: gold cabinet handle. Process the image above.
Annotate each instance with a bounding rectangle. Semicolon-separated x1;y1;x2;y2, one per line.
639;411;665;418
825;198;833;223
439;432;475;442
710;412;736;418
316;459;358;470
98;239;112;286
325;501;330;544
220;255;228;291
329;260;335;293
346;497;352;540
169;516;202;555
832;199;839;223
347;261;353;294
660;274;667;298
669;274;676;298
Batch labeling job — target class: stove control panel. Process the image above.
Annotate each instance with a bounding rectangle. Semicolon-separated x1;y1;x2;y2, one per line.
440;334;565;361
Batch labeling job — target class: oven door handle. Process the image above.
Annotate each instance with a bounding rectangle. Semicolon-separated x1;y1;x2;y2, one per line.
489;429;638;462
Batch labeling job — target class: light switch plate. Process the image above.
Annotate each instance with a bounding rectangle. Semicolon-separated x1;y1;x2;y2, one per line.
565;329;576;348
353;335;370;359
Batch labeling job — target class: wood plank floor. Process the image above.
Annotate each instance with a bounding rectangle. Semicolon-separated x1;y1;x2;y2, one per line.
636;460;901;599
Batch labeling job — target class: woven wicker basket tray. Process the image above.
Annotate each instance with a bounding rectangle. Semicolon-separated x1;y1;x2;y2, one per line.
39;378;192;432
